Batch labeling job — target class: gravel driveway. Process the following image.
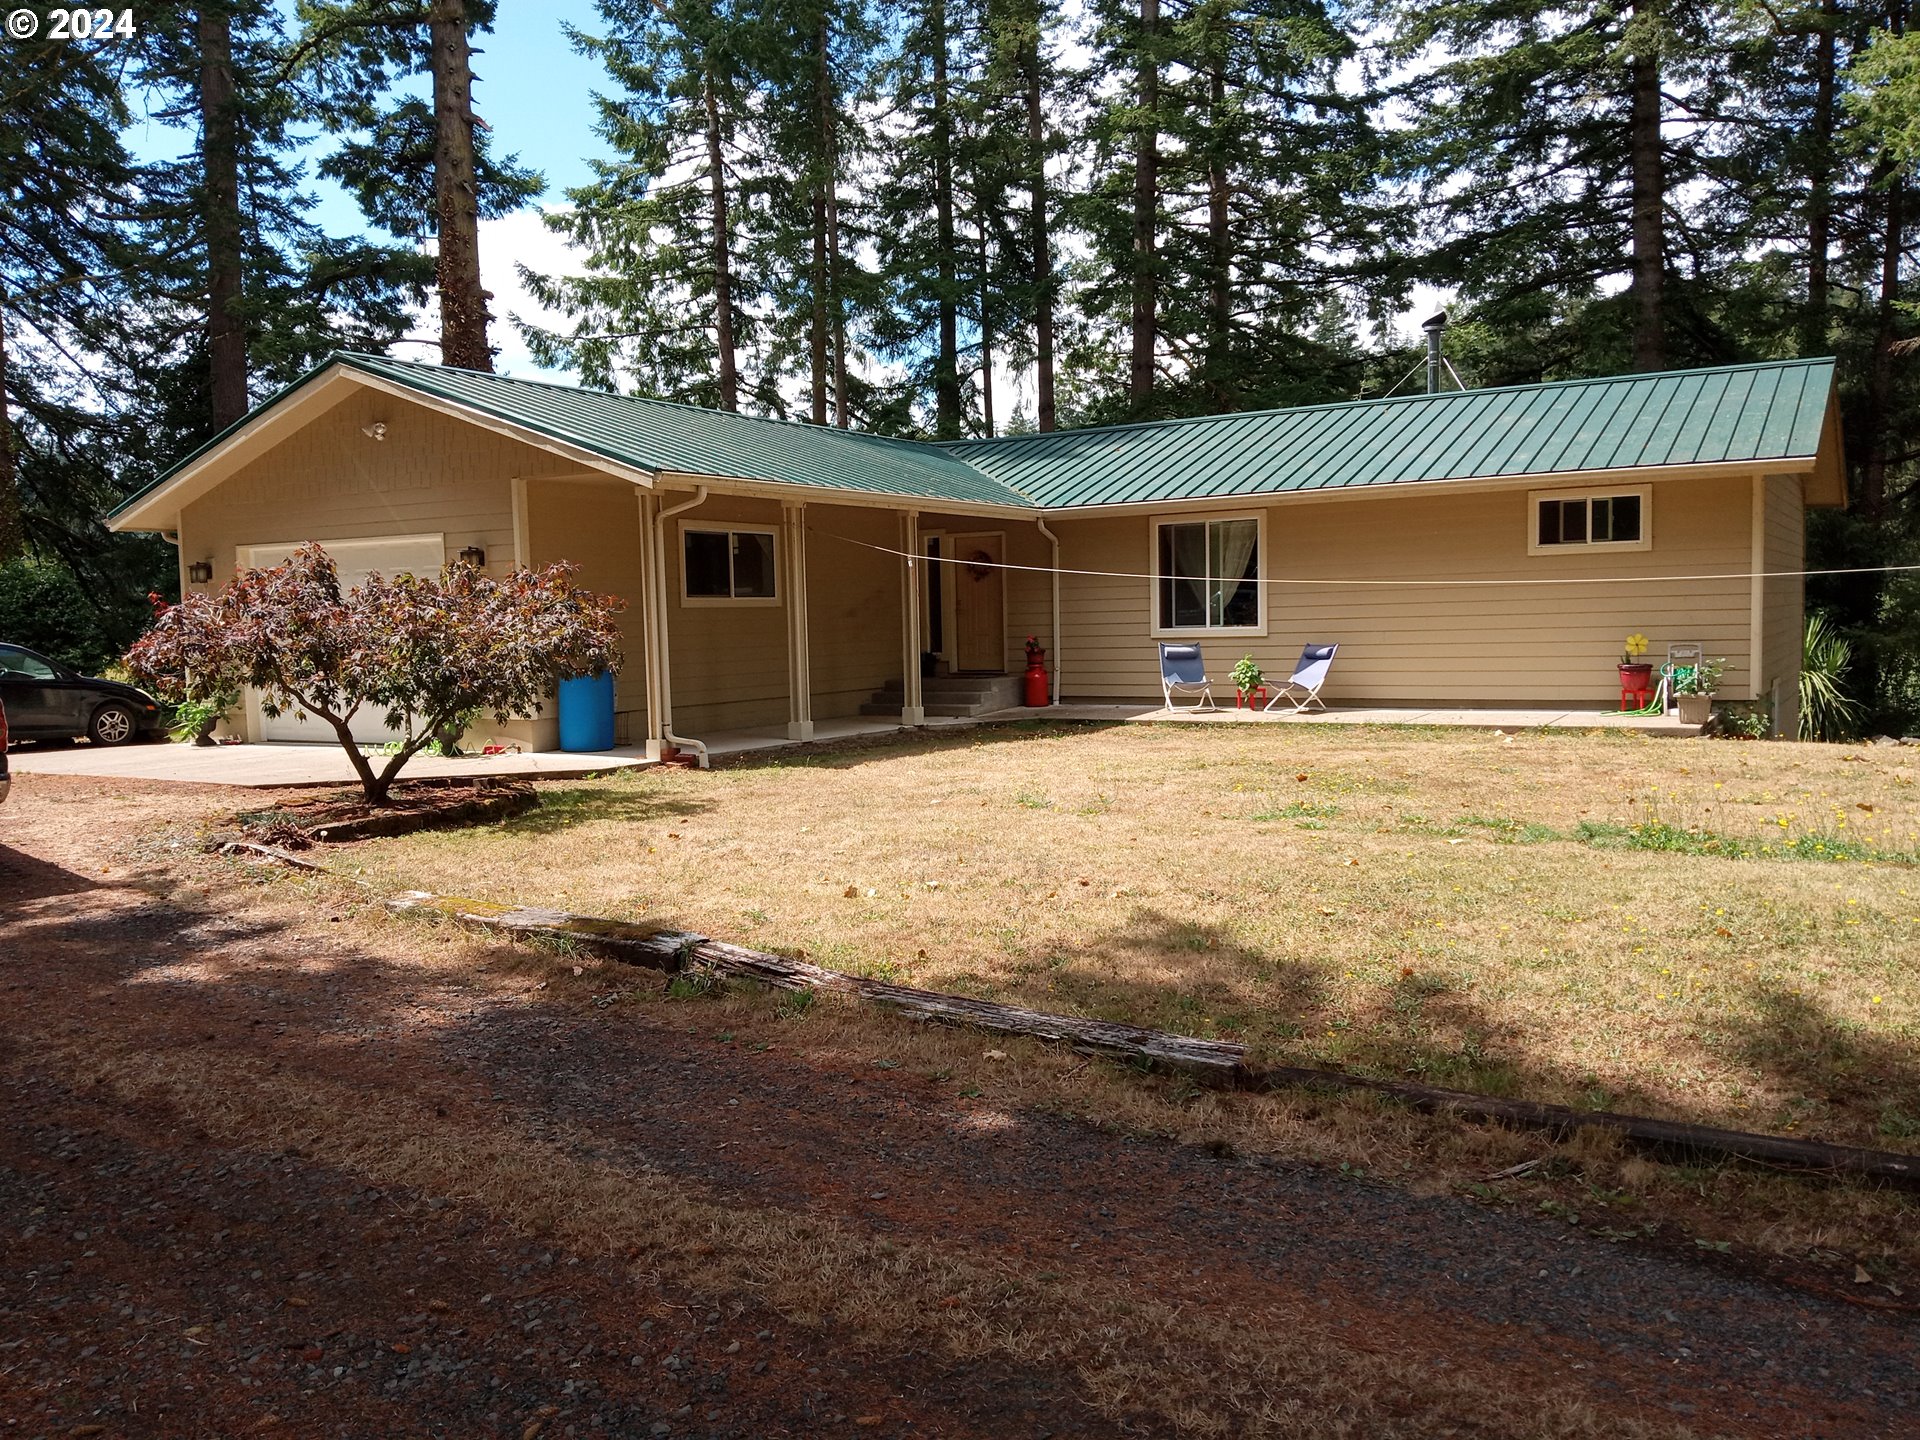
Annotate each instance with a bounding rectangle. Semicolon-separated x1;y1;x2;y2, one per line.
2;774;1914;1438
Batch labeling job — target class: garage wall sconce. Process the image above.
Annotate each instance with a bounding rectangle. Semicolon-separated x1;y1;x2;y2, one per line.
187;560;214;585
457;545;486;569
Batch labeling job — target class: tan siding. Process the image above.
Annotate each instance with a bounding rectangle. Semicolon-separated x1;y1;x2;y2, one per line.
525;479;649;743
1049;476;1758;706
801;504;905;720
1761;475;1806;735
179;388;586;746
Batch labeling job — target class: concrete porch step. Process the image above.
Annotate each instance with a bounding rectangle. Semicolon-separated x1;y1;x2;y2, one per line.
865;672;1023;719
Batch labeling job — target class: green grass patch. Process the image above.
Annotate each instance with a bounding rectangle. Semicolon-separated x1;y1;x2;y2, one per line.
1251;799;1342;822
1575;819;1916;865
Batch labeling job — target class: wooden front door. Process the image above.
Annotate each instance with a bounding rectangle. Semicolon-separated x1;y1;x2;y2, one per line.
949;532;1005;673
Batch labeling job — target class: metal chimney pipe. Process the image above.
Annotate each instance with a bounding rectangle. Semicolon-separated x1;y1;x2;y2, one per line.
1421;311;1447;394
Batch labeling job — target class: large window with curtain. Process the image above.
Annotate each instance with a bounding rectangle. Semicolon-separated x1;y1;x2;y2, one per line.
1152;514;1263;633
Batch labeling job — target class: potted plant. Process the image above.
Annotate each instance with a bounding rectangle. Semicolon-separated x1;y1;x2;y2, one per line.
1671;657;1725;726
1230;654;1265;708
1618;632;1653;699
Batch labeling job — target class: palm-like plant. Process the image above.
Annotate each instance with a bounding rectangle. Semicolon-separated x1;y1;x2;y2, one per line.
1799;612;1864;742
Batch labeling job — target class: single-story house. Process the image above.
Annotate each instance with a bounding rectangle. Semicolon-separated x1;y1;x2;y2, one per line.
109;352;1845;750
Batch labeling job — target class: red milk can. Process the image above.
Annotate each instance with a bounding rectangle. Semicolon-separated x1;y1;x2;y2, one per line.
1023;650;1050;707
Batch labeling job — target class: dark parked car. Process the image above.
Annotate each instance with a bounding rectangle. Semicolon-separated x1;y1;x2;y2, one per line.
0;643;164;746
1;695;10;804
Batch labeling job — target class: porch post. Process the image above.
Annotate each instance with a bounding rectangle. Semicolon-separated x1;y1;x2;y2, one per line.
784;501;814;741
900;509;925;725
635;490;665;761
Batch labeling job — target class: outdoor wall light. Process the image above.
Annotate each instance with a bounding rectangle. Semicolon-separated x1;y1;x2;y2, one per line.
187;560;214;585
361;421;388;441
457;545;486;568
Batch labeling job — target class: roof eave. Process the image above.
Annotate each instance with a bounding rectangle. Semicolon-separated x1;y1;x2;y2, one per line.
1023;455;1824;517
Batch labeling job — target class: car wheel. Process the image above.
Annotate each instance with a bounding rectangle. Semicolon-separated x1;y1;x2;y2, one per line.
89;702;138;747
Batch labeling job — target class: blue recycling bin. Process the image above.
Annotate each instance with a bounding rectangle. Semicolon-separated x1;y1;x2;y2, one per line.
557;671;617;752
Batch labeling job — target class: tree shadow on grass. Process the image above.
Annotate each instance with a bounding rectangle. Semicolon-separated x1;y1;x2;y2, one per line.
1696;983;1920;1147
717;718;1129;773
0;844;102;905
492;787;716;838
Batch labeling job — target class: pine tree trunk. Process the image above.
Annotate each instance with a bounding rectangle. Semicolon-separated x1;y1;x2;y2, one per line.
810;190;829;424
828;184;848;427
980;228;995;436
1805;0;1838;353
428;0;491;371
1864;174;1902;518
1129;0;1160;411
703;68;739;412
1206;58;1232;410
810;18;831;426
932;0;962;439
199;4;249;428
822;23;849;429
1628;4;1666;372
0;290;19;563
1025;27;1055;432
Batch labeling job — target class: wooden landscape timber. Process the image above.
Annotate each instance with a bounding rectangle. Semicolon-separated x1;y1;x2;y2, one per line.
380;887;1920;1189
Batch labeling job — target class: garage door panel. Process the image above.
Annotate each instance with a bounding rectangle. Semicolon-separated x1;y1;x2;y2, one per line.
243;535;444;744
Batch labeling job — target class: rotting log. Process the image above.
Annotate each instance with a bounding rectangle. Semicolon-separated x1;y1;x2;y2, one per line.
380;888;1920;1188
386;892;702;972
1241;1064;1920;1190
690;937;1245;1081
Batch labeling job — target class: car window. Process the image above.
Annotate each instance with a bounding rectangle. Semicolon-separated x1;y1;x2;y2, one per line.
0;647;57;680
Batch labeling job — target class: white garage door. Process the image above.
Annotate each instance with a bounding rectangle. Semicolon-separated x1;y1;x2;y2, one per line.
244;535;446;744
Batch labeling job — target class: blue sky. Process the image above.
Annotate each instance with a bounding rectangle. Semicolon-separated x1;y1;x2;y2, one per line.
122;1;618;376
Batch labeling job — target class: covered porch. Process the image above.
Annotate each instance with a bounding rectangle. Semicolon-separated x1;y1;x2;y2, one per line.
518;474;1058;764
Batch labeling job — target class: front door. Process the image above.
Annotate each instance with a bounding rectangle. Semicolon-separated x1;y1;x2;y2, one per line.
948;532;1005;673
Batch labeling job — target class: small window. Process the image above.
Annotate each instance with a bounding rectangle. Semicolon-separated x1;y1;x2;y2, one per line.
682;526;778;604
1154;515;1262;632
1529;487;1649;553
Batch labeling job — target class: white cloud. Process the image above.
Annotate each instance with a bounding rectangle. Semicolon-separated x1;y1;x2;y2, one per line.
480;207;590;379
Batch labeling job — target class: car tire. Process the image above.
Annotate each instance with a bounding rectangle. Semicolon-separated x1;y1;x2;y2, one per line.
89;701;138;747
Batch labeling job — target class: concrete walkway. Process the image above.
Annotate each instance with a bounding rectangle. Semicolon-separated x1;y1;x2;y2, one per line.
6;740;653;789
981;703;1703;736
7;703;1697;789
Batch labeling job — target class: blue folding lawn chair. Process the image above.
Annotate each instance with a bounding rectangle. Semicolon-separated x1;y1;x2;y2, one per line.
1266;643;1340;712
1158;642;1219;712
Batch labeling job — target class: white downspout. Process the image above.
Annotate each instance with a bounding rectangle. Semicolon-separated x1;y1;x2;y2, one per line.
654;487;711;768
1036;517;1061;706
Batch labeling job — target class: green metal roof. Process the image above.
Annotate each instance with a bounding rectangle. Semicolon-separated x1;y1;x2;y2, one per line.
936;358;1836;509
112;353;1837;527
336;353;1030;508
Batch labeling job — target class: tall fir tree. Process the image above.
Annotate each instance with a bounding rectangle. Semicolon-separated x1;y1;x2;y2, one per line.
293;0;542;370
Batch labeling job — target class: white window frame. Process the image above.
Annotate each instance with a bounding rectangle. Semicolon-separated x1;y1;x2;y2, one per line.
1527;484;1653;555
1148;511;1268;638
679;523;781;607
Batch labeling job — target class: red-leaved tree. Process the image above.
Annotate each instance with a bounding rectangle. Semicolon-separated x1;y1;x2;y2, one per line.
127;544;625;802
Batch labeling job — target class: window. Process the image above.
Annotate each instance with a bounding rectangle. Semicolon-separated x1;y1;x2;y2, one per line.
1528;486;1650;553
0;645;57;680
682;526;778;604
1153;514;1263;633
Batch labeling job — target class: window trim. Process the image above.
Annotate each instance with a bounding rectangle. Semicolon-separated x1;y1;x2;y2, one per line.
679;522;781;607
1526;484;1653;555
1147;510;1268;639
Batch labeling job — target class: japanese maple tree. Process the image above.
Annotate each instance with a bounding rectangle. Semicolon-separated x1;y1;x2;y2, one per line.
127;543;624;802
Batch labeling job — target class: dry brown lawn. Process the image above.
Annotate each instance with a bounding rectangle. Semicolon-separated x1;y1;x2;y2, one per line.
341;720;1920;1260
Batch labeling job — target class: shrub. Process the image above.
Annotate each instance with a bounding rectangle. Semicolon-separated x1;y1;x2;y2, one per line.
126;544;625;802
1800;611;1864;741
